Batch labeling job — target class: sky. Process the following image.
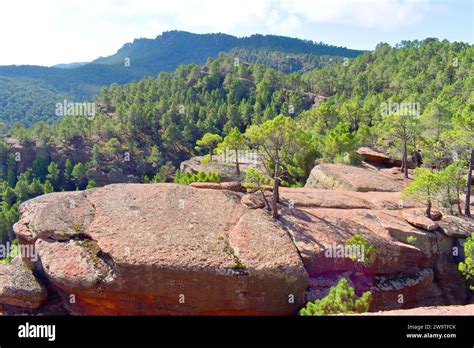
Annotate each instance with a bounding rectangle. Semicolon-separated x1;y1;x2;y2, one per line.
0;0;472;66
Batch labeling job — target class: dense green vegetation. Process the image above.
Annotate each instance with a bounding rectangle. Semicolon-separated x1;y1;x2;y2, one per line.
0;147;96;245
299;278;372;315
173;170;221;185
0;31;362;126
93;31;363;72
0;77;72;126
459;233;474;290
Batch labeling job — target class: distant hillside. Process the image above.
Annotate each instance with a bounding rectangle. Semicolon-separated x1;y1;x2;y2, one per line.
53;62;89;69
93;31;363;74
0;31;364;126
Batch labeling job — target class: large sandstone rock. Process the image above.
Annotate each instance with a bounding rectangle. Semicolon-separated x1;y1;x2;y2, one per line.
304;164;410;192
8;184;472;315
278;188;470;311
13;184;307;315
438;215;474;238
402;209;439;231
0;257;47;309
180;156;264;182
357;147;414;169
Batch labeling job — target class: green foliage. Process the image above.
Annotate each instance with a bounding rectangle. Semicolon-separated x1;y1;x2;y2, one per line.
173;170;221;185
321;123;363;164
244;167;273;192
71;163;88;190
200;154;211;165
299;278;372;316
407;236;418;245
217;128;247;174
0;31;362;127
345;235;376;265
195;133;222;160
43;180;54;193
246;115;316;185
459;233;474;290
402;168;441;218
437;161;467;213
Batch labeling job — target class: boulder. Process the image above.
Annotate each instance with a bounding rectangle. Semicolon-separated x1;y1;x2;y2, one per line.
0;257;47;309
14;184;307;315
357;147;391;165
357;147;414;169
402;209;439;231
180;156;265;182
241;193;266;209
278;188;470;311
304;164;410;192
438;215;474;238
10;184;473;315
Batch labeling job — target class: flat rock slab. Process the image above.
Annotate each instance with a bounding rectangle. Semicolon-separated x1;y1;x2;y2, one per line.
304;164;410;192
402;209;439;231
14;184;308;315
0;257;47;309
438;215;474;238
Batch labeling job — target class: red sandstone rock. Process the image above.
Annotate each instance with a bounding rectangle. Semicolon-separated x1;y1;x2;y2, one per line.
14;184;307;315
189;181;242;192
402;209;439;231
0;257;47;309
304;164;410;192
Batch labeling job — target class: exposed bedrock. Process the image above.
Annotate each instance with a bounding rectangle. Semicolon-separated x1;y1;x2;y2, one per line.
2;181;472;315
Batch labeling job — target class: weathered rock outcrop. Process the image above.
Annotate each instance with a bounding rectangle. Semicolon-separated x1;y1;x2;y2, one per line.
304;164;410;192
278;188;471;311
2;181;472;315
0;257;47;309
180;156;264;182
12;184;307;315
357;146;414;169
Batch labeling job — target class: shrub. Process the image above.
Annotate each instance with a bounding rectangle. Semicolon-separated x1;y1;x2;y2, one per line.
459;233;474;290
244;167;273;192
201;154;211;165
345;234;376;265
299;278;372;316
173;170;221;185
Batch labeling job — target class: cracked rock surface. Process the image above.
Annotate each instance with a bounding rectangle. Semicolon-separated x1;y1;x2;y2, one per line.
0;256;47;308
6;183;472;315
13;184;308;315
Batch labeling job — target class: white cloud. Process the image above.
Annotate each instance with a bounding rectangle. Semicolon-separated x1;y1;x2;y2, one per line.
0;0;452;65
279;0;432;30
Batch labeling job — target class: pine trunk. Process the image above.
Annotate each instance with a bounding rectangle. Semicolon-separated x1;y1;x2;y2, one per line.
465;147;473;217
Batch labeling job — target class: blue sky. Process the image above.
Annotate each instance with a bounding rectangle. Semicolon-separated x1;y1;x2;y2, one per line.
0;0;472;66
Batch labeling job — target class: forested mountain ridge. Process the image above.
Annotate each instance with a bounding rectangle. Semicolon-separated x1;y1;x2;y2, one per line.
5;38;473;175
0;31;363;126
93;30;363;73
